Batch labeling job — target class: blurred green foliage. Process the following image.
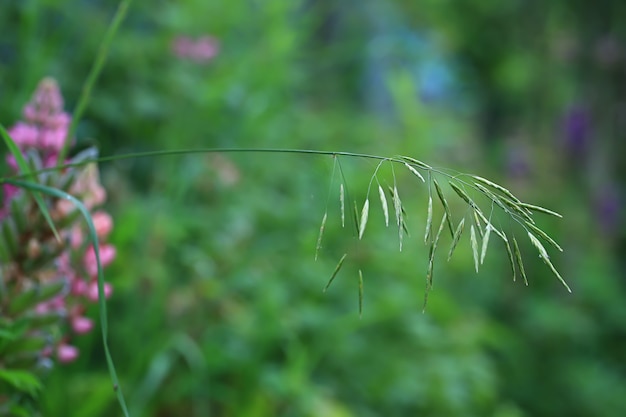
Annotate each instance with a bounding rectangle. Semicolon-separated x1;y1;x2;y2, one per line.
2;0;626;416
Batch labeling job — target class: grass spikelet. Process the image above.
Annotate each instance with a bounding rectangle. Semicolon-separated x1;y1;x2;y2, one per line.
315;212;327;261
358;269;364;318
358;199;370;240
353;201;359;235
449;181;473;206
473;183;533;225
378;184;389;227
500;232;516;282
324;253;348;292
543;255;572;293
389;185;404;251
525;222;563;252
473;205;490;227
400;156;432;170
470;224;479;273
424;212;447;311
391;185;402;227
404;162;425;182
447;218;465;261
480;224;492;264
424;195;433;244
527;231;549;260
433;179;454;237
474;182;508;212
488;223;506;241
518;203;563;218
527;232;570;292
512;237;528;286
500;196;535;224
473;211;484;238
472;175;521;203
340;183;345;228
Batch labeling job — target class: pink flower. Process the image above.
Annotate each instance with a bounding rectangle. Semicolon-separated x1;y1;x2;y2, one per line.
71;276;88;296
172;36;194;58
57;343;79;363
8;122;38;147
86;280;113;302
39;127;67;151
84;244;116;277
29;78;65;120
71;316;94;334
172;35;219;63
92;211;113;239
71;163;107;209
192;36;219;61
69;225;84;249
7;78;72;158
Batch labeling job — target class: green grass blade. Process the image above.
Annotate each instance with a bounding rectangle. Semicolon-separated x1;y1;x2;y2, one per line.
0;124;61;242
58;0;133;164
4;179;130;417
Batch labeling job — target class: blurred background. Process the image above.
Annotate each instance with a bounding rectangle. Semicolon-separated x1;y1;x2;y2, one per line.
2;0;626;416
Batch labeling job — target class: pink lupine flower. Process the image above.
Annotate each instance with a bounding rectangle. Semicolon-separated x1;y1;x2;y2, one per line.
4;77;116;367
71;277;88;296
193;36;220;61
72;163;107;209
84;244;116;277
71;316;94;334
57;343;79;363
8;122;39;147
69;225;84;249
55;163;107;216
172;35;219;63
92;211;113;239
6;78;72;156
86;280;113;302
172;36;194;58
39;127;67;151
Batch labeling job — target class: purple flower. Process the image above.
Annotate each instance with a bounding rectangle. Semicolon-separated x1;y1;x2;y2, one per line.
594;186;621;236
561;105;591;158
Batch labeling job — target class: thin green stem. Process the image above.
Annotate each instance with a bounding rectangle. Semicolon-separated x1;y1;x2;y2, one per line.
16;148;431;180
57;0;133;165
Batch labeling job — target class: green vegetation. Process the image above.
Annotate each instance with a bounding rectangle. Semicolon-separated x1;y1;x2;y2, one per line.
1;0;625;416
